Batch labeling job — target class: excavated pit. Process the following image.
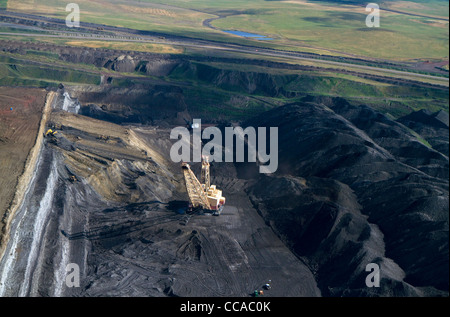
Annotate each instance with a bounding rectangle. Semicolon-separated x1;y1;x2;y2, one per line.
0;87;447;297
0;88;320;297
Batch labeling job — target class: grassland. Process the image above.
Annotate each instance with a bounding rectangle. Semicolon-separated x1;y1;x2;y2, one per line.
381;0;449;19
64;40;185;54
1;0;448;120
168;60;448;117
3;41;446;121
0;53;101;87
205;0;449;61
0;31;447;119
4;0;449;63
6;0;216;39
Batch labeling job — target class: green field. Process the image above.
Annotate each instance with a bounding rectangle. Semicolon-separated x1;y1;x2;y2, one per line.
168;60;449;117
1;43;447;120
0;53;101;87
4;0;449;62
1;0;448;120
381;0;449;18
210;2;449;60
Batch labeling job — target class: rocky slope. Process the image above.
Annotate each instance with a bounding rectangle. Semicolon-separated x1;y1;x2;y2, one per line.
243;100;449;296
68;86;449;296
0;89;321;297
64;86;450;296
398;109;449;157
1;86;447;297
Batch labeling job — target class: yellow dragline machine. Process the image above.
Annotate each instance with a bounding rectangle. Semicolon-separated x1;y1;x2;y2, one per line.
181;156;226;216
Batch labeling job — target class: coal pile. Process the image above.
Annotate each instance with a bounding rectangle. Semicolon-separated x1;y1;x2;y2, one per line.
244;100;449;296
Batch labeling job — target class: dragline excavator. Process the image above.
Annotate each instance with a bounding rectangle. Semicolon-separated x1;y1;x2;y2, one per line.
181;156;226;216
